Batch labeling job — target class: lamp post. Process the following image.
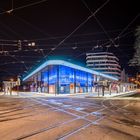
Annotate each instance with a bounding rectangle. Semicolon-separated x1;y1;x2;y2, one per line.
10;78;13;95
16;76;21;96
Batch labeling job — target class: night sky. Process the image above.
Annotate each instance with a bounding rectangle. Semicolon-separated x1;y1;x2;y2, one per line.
0;0;139;81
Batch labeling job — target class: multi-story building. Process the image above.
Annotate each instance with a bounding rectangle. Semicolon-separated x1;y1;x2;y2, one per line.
86;52;121;79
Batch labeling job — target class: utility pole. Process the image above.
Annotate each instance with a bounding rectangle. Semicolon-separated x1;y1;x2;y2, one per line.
16;75;21;95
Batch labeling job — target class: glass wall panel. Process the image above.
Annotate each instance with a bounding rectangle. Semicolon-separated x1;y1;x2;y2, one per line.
88;73;94;92
75;70;88;93
49;66;57;84
39;65;95;94
30;75;38;92
48;65;57;93
59;65;74;94
41;70;48;93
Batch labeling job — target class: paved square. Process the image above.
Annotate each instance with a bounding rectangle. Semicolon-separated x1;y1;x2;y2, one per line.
0;95;139;140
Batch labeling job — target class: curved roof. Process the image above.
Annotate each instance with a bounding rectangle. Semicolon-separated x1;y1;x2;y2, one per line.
22;59;118;81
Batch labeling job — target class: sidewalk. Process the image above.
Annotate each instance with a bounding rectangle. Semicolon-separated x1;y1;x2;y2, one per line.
84;90;137;98
16;90;139;98
0;90;137;98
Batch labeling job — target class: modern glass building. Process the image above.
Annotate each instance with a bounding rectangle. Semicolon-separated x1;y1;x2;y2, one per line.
22;59;118;94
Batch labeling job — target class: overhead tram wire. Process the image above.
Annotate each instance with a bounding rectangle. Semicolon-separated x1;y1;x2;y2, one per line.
0;28;127;42
0;20;25;39
74;0;119;58
81;0;117;48
93;14;140;67
0;39;18;42
0;0;138;46
2;0;134;43
1;0;137;68
103;13;140;47
93;16;114;52
74;3;140;60
74;30;137;60
0;36;29;72
0;37;114;48
0;23;28;71
0;29;131;47
6;13;54;57
0;22;134;53
73;33;136;59
1;4;67;57
81;0;139;42
0;30;134;54
81;0;93;14
9;13;59;42
0;2;53;43
0;0;50;69
73;29;136;59
12;0;109;76
0;3;48;58
80;2;112;51
16;28;133;42
0;68;16;76
5;52;29;71
43;0;110;59
0;45;29;72
0;61;38;66
0;0;48;15
0;0;61;58
0;14;135;46
117;13;140;39
4;0;109;58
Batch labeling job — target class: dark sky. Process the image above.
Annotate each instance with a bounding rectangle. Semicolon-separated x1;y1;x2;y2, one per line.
0;0;139;81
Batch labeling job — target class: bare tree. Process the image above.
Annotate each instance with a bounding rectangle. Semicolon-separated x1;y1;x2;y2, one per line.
129;26;140;70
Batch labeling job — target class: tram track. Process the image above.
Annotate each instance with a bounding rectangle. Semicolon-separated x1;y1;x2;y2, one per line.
13;97;107;140
100;99;140;129
0;98;56;123
0;103;45;116
59;99;139;140
0;99;38;111
0;106;56;123
0;96;139;140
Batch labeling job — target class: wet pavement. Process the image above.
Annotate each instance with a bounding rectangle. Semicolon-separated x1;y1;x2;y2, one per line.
0;95;140;140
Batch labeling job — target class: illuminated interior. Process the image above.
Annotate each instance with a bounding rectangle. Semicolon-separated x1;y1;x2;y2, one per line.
23;60;118;94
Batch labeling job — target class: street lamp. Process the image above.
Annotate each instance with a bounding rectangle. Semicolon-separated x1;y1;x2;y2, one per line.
10;78;14;95
16;76;21;96
28;42;35;47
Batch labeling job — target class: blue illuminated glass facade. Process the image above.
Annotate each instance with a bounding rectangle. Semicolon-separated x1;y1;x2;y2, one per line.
41;71;48;92
28;64;94;94
59;66;74;93
49;66;57;84
59;65;74;84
